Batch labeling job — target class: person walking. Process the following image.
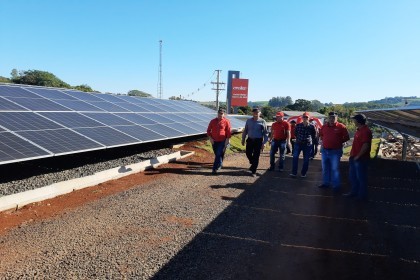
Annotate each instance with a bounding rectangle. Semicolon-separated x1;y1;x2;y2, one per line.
207;108;232;174
290;112;316;178
318;112;350;192
344;114;372;200
268;111;291;171
241;108;268;177
286;120;297;154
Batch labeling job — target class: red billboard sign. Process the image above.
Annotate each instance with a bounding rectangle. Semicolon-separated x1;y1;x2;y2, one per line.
231;78;249;107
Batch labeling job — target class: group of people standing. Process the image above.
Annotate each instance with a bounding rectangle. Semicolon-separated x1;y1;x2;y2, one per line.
206;108;372;200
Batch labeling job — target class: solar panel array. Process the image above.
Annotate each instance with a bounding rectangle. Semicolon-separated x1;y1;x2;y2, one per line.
0;84;245;165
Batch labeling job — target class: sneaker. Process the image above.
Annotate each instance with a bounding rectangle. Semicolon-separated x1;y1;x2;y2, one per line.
318;184;329;189
300;174;306;178
289;173;297;177
332;188;341;195
211;170;217;175
251;172;257;177
279;168;284;172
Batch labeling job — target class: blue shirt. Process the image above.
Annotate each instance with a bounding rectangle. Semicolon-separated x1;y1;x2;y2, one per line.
242;117;268;144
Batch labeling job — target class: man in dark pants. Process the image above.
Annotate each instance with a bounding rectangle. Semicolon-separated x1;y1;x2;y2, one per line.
207;108;232;174
344;114;372;200
241;108;268;177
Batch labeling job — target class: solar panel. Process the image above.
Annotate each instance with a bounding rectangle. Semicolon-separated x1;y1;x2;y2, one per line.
0;132;50;163
17;129;103;154
0;112;63;131
0;83;245;165
81;113;134;126
0;96;29;111
141;124;185;138
115;113;157;125
74;127;139;147
39;112;104;128
26;87;78;100
112;125;166;141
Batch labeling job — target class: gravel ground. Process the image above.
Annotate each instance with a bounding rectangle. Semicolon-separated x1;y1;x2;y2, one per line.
0;147;173;197
0;151;259;279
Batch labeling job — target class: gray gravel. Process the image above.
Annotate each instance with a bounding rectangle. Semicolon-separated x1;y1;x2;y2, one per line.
0;148;173;197
0;152;260;279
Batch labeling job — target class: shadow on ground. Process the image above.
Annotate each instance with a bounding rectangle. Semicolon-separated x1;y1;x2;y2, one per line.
152;157;420;280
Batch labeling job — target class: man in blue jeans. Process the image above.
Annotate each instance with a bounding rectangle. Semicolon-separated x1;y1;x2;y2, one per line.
207;108;232;174
318;112;350;193
344;114;372;200
269;111;291;171
290;112;316;178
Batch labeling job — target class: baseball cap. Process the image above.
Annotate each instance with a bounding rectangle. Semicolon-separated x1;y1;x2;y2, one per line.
252;108;260;112
328;112;338;116
217;108;225;113
276;112;284;117
302;112;310;118
351;114;366;123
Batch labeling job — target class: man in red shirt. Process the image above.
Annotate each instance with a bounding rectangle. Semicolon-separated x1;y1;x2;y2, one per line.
207;108;232;174
344;114;372;200
269;111;291;171
318;112;350;192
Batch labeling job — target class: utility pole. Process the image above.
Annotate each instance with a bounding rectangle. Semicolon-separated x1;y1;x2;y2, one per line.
157;40;163;99
211;70;225;110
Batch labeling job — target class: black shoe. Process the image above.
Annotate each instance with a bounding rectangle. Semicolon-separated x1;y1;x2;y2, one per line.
289;173;297;177
211;170;217;175
268;166;274;171
318;184;329;189
251;172;257;177
332;188;341;195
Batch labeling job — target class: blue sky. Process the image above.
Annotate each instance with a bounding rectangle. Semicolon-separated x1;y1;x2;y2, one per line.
1;0;419;104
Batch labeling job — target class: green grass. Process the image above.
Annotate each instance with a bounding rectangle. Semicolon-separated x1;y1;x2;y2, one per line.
343;138;380;159
197;133;246;154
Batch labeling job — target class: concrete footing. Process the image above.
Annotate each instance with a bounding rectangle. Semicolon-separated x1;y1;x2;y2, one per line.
0;150;195;212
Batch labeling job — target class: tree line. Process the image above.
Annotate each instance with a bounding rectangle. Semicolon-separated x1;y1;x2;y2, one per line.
1;69;152;97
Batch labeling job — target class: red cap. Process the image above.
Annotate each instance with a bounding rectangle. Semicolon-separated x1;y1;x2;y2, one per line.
276;112;284;117
302;112;310;117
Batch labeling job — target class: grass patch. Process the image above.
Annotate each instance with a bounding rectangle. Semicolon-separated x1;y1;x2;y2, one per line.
343;138;380;159
197;133;246;154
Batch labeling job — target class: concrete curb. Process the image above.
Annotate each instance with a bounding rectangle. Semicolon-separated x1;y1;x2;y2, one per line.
0;150;195;212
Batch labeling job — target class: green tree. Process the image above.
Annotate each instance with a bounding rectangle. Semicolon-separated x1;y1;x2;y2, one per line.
311;100;324;111
127;89;152;97
10;69;19;80
286;99;312;111
0;76;10;83
73;84;94;92
12;69;71;88
261;106;276;121
238;106;252;115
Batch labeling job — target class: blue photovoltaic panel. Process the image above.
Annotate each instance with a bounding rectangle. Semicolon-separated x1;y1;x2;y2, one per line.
17;129;103;154
95;93;126;103
85;101;129;112
0;132;50;162
159;113;191;123
115;113;157;125
63;90;104;102
0;112;63;131
0;96;29;111
112;125;166;141
0;83;245;165
142;123;185;138
6;97;72;111
39;112;104;128
0;85;40;98
142;113;175;124
182;114;205;122
170;123;202;134
81;113;134;126
26;87;78;100
113;102;148;112
52;99;104;111
74;127;139;147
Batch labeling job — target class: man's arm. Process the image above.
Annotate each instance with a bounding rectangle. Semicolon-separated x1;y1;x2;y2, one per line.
207;120;214;145
354;143;370;160
241;121;248;146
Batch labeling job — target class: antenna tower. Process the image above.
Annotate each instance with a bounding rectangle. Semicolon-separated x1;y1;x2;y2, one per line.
157;40;163;99
211;70;225;110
